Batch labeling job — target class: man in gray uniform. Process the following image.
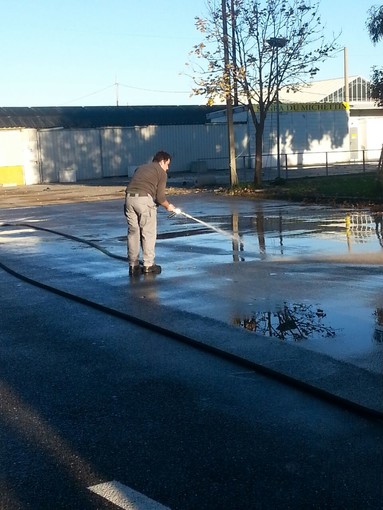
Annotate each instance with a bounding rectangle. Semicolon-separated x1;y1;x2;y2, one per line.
124;151;176;275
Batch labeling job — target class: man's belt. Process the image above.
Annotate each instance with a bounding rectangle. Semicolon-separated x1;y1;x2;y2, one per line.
126;192;151;197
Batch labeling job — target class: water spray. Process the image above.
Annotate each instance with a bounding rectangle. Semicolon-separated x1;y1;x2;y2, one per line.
169;208;237;241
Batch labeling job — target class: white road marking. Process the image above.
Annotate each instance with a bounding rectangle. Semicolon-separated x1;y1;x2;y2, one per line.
88;480;171;510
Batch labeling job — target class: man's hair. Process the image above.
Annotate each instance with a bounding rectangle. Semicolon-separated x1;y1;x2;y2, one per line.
152;151;171;163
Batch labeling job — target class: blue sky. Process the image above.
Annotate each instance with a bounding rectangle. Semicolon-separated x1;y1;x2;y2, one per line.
0;0;381;107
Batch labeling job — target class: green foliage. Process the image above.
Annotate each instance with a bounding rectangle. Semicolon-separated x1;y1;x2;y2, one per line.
370;66;383;106
366;5;383;105
366;5;383;44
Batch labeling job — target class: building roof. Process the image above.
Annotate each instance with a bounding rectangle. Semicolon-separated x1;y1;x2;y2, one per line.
0;105;224;129
279;75;374;106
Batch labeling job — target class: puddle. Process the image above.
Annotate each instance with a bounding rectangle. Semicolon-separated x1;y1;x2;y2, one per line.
161;199;383;374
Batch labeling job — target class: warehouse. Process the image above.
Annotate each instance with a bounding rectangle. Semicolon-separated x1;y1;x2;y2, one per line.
1;76;382;186
0;105;240;186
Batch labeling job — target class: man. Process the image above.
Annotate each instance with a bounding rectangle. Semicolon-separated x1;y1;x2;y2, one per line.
124;151;176;276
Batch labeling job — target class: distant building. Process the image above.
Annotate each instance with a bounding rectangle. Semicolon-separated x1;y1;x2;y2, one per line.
278;76;383;154
0;105;235;186
279;75;374;108
1;77;382;186
208;76;383;169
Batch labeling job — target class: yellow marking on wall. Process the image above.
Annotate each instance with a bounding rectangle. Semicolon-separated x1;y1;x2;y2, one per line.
251;102;350;113
271;102;349;113
0;165;25;186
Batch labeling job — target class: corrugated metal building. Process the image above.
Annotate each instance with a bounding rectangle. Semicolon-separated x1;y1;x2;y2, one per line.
208;102;354;168
0;106;248;185
1;93;382;186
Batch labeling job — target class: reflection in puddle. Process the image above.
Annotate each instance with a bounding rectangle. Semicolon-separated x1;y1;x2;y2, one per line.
170;206;383;259
373;308;383;343
233;302;338;341
371;210;383;247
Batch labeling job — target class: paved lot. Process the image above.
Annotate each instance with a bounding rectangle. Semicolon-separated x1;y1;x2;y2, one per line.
1;179;382;417
1;179;383;509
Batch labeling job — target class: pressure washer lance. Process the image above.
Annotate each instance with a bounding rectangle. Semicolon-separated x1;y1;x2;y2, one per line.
168;208;236;240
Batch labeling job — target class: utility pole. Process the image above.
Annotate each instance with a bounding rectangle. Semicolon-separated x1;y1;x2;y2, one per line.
222;0;238;187
230;0;238;106
344;47;349;103
115;78;119;106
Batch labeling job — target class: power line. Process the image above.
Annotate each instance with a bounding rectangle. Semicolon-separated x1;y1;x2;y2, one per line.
119;82;191;94
60;81;192;106
60;84;115;105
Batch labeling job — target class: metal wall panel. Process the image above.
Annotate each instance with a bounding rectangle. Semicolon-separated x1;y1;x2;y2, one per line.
0;130;25;167
249;107;350;169
0;129;40;185
38;129;102;182
100;124;234;175
36;123;249;183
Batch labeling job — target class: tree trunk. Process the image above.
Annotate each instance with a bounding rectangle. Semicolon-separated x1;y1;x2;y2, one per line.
252;112;266;188
378;144;383;188
254;126;263;187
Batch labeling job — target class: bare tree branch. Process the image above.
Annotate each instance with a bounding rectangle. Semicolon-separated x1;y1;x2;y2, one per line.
189;0;340;186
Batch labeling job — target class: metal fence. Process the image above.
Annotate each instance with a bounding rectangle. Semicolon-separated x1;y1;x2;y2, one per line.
278;148;381;180
197;148;381;183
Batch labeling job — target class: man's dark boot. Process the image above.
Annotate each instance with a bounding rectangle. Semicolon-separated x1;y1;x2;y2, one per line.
129;265;141;276
143;264;162;274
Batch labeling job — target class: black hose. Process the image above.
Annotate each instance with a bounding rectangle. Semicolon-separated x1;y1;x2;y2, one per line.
0;222;127;261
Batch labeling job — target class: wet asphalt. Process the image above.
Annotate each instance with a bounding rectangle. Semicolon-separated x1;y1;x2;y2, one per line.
0;181;382;414
0;180;382;509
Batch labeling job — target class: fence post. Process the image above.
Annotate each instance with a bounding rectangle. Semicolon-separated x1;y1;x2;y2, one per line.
378;144;383;174
362;149;366;172
326;152;328;176
284;154;288;179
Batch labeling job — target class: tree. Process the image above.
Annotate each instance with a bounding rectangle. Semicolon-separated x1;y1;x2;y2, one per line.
366;5;383;106
366;4;383;44
190;0;339;187
370;67;383;107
